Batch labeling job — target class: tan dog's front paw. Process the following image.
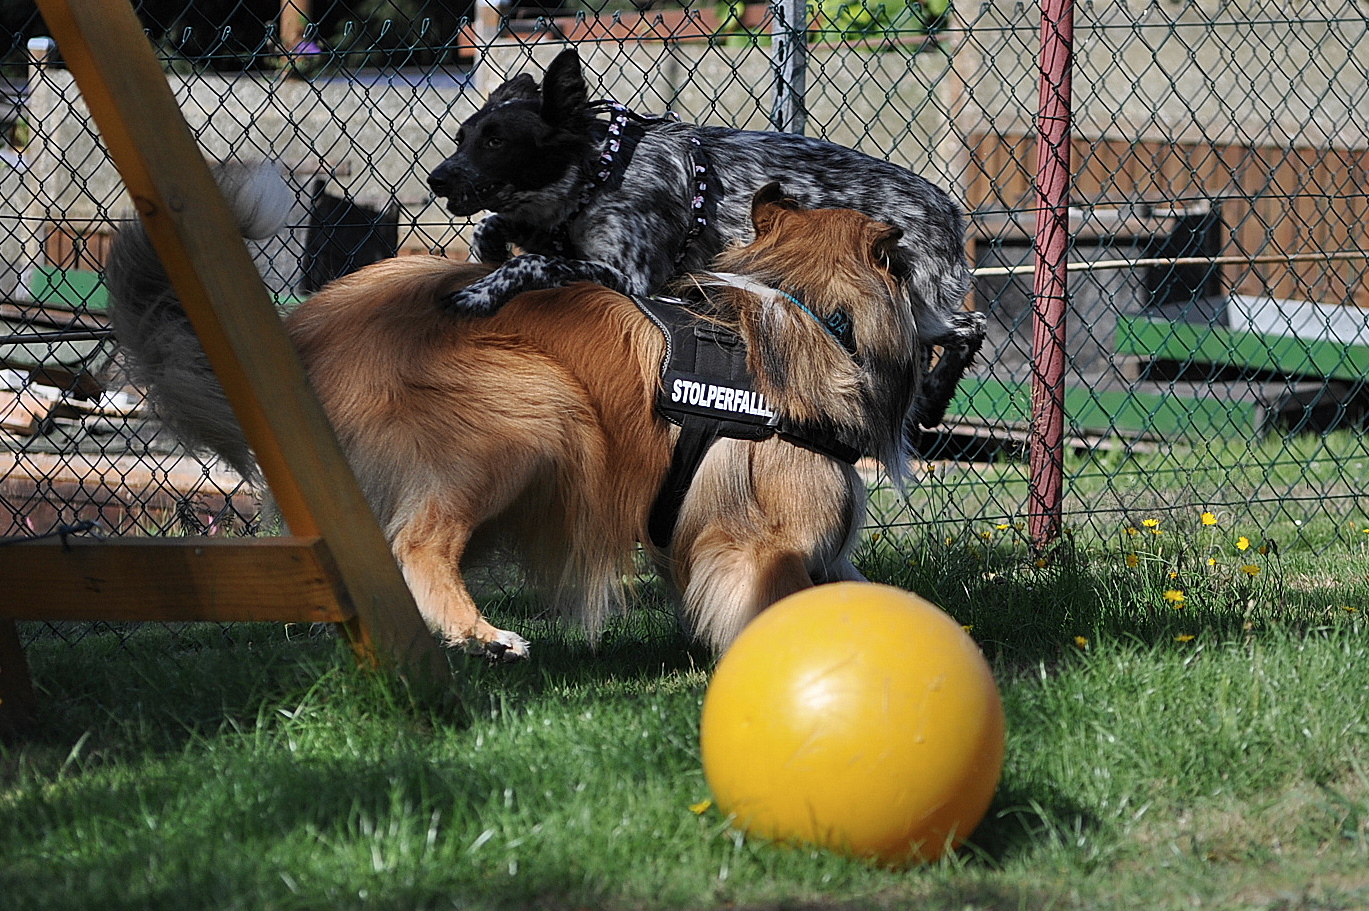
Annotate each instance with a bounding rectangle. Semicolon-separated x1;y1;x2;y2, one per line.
478;628;532;662
448;624;532;662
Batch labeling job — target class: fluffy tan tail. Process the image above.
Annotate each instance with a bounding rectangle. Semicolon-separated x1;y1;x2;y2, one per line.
105;161;293;483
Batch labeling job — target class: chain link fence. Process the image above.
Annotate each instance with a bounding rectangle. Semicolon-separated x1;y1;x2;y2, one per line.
3;0;1368;642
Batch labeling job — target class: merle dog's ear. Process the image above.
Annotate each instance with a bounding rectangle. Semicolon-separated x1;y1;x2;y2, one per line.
540;48;589;127
485;73;540;108
750;182;802;237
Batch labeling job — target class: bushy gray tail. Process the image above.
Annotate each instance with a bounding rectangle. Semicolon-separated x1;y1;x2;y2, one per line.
107;161;293;485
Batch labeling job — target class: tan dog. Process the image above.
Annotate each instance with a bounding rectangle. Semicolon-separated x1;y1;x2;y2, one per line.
109;175;928;660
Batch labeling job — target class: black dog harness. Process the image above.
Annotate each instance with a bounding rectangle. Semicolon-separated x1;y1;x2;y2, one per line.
635;293;862;549
550;102;713;271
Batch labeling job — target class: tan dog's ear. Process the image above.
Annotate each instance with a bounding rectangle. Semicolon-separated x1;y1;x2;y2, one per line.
751;182;802;238
869;223;905;274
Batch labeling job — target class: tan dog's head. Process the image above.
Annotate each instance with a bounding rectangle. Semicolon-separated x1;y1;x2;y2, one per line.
708;183;922;479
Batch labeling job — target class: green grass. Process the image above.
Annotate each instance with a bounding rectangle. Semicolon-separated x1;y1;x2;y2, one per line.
877;430;1369;550
3;524;1368;909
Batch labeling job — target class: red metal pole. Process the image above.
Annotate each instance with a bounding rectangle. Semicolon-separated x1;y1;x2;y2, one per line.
1029;0;1074;548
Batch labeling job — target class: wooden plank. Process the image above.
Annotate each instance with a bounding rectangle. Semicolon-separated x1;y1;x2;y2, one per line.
29;265;109;310
32;0;448;688
0;387;57;434
0;619;39;737
0;537;354;623
1115;314;1369;385
947;376;1257;440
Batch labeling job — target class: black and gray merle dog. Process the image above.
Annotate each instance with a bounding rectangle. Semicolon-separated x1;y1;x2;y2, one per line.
427;47;984;429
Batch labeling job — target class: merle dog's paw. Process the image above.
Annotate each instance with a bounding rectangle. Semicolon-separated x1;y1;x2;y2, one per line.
440;282;505;316
471;215;513;264
439;254;636;319
570;260;634;295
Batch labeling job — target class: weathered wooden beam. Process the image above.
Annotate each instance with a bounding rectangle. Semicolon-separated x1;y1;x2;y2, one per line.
0;537;354;624
0;620;39;738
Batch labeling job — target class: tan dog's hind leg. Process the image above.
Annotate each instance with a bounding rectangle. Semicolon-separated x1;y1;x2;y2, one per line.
391;499;532;661
678;532;814;653
673;441;863;652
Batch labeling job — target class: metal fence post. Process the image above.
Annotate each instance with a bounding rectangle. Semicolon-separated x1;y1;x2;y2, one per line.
19;37;56;303
1029;0;1073;548
770;0;808;134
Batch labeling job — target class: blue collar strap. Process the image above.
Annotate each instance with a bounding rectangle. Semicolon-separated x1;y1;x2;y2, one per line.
700;272;858;359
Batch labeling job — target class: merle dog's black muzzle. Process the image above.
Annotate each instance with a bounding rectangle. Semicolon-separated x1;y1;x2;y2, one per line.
427;160;485;216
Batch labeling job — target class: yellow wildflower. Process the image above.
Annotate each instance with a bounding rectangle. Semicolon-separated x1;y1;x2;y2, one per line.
1174;633;1195;643
996;523;1011;531
1142;518;1160;528
1124;526;1139;536
1201;512;1218;526
1125;554;1139;568
1074;636;1088;649
1241;564;1261;577
1236;536;1251;551
689;799;713;815
1163;589;1186;607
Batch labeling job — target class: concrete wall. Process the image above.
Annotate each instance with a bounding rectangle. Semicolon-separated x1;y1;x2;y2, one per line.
955;0;1369;151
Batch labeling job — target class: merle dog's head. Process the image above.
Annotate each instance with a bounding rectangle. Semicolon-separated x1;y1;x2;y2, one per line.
427;49;601;216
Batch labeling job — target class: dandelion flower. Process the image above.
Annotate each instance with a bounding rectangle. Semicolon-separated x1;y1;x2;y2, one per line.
1163;589;1186;607
689;799;713;815
980;530;993;541
1074;636;1088;649
1125;554;1140;568
1142;518;1160;528
1201;512;1218;526
1343;605;1359;614
1206;557;1217;567
1174;633;1195;643
1240;564;1261;576
1124;526;1139;536
1236;536;1251;551
996;523;1011;531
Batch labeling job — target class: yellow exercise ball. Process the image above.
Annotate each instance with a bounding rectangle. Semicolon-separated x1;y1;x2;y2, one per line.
699;582;1005;865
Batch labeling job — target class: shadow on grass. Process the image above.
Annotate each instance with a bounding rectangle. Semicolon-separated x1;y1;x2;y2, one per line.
9;598;710;768
963;783;1104;867
10;621;346;758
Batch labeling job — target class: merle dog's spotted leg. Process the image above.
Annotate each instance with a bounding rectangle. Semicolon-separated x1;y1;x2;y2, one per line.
471;214;513;264
913;311;987;430
440;254;635;316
